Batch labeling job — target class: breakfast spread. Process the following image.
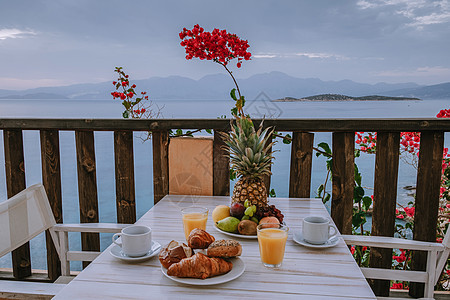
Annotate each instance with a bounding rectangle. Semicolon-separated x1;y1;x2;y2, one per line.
159;229;241;279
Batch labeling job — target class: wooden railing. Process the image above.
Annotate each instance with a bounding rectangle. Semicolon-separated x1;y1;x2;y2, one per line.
1;118;449;297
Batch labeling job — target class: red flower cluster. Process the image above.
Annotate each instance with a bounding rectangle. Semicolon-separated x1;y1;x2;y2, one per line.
391;282;404;289
179;24;251;68
437;109;450;118
111;67;150;119
393;249;407;263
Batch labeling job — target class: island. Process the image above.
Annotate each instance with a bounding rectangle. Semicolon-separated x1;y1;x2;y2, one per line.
273;94;421;102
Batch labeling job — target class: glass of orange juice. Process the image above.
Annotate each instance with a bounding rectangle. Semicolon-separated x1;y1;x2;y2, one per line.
181;206;209;240
257;223;289;268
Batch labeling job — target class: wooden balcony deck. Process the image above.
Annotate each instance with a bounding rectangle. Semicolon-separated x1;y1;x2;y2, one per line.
0;117;449;297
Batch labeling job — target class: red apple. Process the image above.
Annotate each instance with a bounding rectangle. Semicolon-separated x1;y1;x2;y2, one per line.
230;202;245;219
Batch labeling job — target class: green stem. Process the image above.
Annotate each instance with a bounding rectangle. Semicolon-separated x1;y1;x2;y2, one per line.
216;60;244;116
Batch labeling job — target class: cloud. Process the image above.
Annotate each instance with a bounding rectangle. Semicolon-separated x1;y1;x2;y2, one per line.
253;54;278;59
0;28;36;40
253;52;349;60
295;52;349;60
357;0;450;29
376;66;450;77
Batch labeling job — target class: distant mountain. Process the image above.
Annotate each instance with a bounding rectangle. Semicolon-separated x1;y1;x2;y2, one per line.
275;94;420;102
0;92;68;99
1;71;446;101
382;82;450;99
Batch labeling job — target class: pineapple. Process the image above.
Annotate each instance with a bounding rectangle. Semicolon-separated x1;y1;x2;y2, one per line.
222;117;275;208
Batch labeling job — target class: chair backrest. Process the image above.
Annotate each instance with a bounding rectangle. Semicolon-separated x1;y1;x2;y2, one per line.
435;225;450;284
0;183;57;258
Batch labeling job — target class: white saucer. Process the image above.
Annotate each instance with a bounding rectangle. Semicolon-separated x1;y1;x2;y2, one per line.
110;241;161;262
293;232;340;249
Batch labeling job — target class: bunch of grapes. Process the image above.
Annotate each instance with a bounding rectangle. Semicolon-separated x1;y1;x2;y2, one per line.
256;204;284;223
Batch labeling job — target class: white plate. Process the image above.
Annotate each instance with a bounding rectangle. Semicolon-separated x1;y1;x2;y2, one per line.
110;241;161;262
293;231;340;249
161;257;245;285
213;224;257;239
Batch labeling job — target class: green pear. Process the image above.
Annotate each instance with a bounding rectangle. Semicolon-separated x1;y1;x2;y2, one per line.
216;216;240;233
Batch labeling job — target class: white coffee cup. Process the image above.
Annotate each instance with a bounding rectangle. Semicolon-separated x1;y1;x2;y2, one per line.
302;216;338;245
112;225;152;257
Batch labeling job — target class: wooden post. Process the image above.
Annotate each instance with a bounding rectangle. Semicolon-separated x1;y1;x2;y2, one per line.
289;132;314;198
263;135;273;194
409;131;444;298
114;130;136;224
40;130;63;281
75;131;100;268
331;132;354;235
4;129;31;279
369;132;400;296
152;130;169;204
213;130;229;196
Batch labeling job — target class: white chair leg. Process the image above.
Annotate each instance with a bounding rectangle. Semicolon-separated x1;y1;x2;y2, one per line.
424;250;437;299
59;231;70;276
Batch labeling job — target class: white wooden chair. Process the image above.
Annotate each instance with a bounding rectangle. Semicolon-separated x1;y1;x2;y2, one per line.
0;183;131;299
343;231;450;300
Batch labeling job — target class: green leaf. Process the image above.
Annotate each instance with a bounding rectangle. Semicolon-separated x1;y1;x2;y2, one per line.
176;129;183;136
230;88;237;101
229;169;237;180
323;193;331;204
205;129;212;134
122;111;129;118
362;196;372;211
269;188;276;197
231;107;238;116
326;159;333;172
241;96;245;107
352;211;366;228
283;134;292;144
317;184;324;196
318;142;332;155
354;186;365;202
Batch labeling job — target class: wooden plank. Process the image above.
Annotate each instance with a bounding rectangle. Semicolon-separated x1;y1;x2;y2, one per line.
40;130;63;281
213;130;229;196
409;131;444;298
289;132;314;198
1;118;450;132
3;129;31;279
152;130;169;204
369;132;400;297
75;131;100;268
331;132;354;235
114;131;136;224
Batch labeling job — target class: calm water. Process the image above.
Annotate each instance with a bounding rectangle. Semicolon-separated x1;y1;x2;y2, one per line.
0;98;448;270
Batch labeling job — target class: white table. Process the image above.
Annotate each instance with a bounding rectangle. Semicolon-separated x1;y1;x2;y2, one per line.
53;195;376;299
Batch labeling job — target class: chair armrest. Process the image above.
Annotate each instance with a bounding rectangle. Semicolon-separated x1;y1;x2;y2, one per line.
52;223;132;233
342;234;445;251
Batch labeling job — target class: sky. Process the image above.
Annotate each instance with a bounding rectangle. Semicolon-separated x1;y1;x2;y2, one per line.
0;0;450;90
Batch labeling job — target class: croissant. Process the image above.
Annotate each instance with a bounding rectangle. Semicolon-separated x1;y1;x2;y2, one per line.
167;253;232;279
187;228;215;249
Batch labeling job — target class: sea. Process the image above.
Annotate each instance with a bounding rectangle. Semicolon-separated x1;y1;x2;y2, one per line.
0;98;449;271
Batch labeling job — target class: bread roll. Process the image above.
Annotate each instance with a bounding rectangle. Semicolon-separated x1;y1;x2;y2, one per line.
207;239;242;258
159;240;193;269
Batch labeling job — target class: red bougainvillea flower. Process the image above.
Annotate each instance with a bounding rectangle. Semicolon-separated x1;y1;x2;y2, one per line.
391;282;404;289
403;206;415;218
179;24;251;68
